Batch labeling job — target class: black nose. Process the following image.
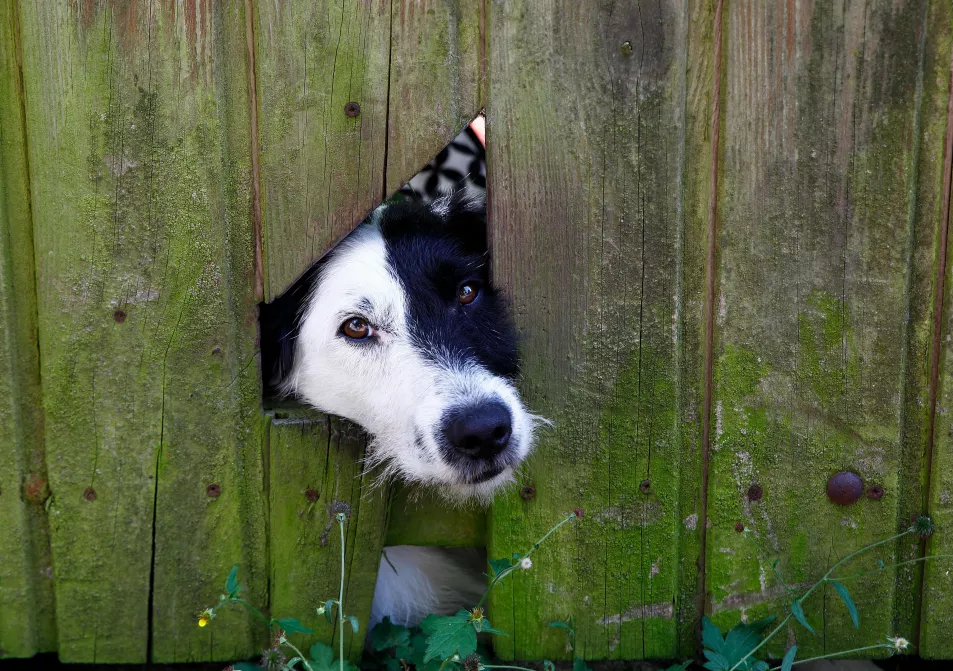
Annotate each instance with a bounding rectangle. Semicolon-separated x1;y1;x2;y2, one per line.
442;402;512;460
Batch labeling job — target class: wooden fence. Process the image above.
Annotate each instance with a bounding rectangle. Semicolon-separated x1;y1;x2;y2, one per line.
3;0;953;665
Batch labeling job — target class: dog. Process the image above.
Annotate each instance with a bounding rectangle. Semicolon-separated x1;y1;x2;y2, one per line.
260;187;540;626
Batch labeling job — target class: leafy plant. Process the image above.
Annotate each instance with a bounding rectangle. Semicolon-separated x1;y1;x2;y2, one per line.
199;504;357;671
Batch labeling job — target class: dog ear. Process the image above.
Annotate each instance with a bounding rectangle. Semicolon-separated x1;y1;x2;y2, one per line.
431;188;487;255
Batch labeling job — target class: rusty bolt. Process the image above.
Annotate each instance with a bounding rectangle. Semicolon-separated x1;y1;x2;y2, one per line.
520;485;536;500
113;309;127;323
23;473;50;505
83;487;97;501
734;521;745;533
867;485;885;500
747;484;763;501
304;488;320;503
344;102;361;117
639;479;652;494
620;40;634;57
206;483;221;498
826;471;863;505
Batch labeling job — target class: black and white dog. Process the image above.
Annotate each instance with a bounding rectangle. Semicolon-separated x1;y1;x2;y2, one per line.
260;174;540;625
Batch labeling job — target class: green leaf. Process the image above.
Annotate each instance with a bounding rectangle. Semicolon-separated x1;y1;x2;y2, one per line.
790;599;815;634
346;615;360;634
308;642;358;671
703;649;731;670
830;580;859;628
664;662;692;671
781;645;797;671
548;621;572;631
573;658;593;671
420;610;478;663
544;661;557;671
750;662;770;671
324;599;335;624
722;620;767;667
702;616;726;654
277;617;315;635
233;664;264;671
370;617;412;652
409;631;445;671
226;564;240;594
489;557;512;577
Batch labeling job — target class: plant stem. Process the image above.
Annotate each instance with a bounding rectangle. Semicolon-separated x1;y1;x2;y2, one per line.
727;528;912;671
768;644;892;670
831;554;953;582
477;512;577;608
235;598;271;626
338;516;346;671
482;665;539;670
282;638;317;671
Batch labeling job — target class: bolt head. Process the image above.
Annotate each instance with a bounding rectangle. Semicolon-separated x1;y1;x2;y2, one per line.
867;485;885;500
305;488;320;502
206;483;221;498
747;484;763;501
83;487;97;501
520;485;536;500
344;102;361;117
639;479;652;494
734;521;745;533
826;471;863;505
114;310;127;323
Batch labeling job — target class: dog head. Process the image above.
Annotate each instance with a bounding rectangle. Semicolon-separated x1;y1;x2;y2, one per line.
262;192;539;501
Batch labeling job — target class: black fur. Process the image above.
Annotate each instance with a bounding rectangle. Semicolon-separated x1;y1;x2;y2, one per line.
259;191;518;400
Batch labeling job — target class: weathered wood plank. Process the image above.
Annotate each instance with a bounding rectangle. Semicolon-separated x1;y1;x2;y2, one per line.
0;0;56;658
268;412;388;663
707;0;940;658
253;0;391;300
385;0;482;196
918;0;953;657
147;2;267;663
486;0;708;661
19;1;264;662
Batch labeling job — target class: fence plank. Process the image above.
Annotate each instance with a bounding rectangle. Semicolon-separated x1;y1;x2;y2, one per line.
385;486;486;548
385;0;482;196
253;0;390;301
147;3;267;663
0;1;56;658
19;2;264;662
486;0;708;661
708;0;941;658
268;412;388;663
919;0;953;657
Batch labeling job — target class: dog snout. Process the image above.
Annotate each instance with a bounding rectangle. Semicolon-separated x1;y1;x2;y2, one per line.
442;401;512;460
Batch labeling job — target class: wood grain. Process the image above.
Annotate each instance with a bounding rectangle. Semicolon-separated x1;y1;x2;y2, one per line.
707;0;942;658
19;2;265;662
486;0;709;661
0;0;56;658
267;412;388;664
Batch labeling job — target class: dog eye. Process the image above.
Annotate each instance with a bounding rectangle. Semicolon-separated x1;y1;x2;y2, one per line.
458;282;480;305
341;317;372;340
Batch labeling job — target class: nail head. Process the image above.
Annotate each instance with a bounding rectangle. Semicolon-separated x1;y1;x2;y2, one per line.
344;102;360;117
826;471;863;505
206;483;221;498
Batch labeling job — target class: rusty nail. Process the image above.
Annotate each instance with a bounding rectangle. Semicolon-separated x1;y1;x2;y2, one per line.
206;483;221;498
83;487;97;501
23;474;50;505
620;40;633;56
867;485;885;500
305;488;320;503
734;521;745;533
639;479;652;494
520;485;536;500
747;484;763;501
344;102;361;117
113;309;127;323
826;471;863;506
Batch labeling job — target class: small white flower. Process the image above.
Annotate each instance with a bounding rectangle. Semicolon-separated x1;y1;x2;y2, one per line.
520;557;533;570
316;605;326;616
888;636;909;652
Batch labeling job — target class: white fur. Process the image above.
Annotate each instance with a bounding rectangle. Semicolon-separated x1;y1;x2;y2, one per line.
284;218;536;501
370;546;485;629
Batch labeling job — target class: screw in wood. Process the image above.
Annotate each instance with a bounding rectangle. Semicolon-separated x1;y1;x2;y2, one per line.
344;102;361;117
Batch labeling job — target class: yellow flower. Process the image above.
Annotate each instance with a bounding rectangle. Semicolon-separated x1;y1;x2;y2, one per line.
198;609;215;628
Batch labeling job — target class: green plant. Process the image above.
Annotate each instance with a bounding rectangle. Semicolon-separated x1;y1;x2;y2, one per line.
698;515;942;671
198;503;358;671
